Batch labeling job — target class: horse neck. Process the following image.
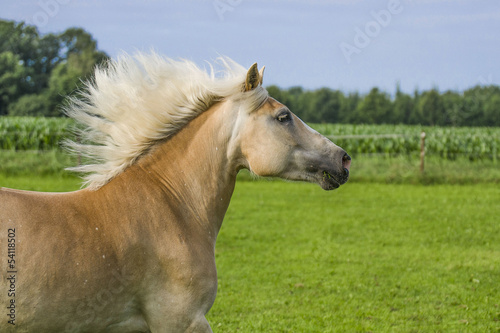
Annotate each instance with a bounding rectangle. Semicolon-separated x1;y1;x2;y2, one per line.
107;102;240;238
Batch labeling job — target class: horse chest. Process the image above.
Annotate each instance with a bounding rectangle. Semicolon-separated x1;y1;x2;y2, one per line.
156;241;217;296
138;241;218;325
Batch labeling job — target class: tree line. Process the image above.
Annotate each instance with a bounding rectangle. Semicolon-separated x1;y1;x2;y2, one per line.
267;85;500;127
0;19;108;116
1;19;499;126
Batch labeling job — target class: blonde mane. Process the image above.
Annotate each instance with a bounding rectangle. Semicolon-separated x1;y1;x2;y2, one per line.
65;53;268;190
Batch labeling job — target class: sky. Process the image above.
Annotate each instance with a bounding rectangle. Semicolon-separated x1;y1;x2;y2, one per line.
1;0;499;94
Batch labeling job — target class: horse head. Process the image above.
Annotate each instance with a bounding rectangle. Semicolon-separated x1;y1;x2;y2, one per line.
234;63;351;190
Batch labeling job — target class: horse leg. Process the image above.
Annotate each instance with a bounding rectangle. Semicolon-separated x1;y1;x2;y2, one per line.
184;316;213;333
145;312;213;333
142;287;216;333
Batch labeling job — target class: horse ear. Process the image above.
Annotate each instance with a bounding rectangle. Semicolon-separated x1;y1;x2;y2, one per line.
244;63;260;92
259;66;265;86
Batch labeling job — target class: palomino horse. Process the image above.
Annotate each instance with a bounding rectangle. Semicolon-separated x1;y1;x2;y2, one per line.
0;54;350;332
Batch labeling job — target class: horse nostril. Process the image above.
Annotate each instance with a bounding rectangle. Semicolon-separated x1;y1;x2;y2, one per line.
342;153;351;171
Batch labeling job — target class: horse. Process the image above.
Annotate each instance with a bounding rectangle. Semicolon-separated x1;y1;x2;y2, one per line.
0;53;351;332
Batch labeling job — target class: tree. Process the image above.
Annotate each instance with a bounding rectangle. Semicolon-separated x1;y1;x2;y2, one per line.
0;20;61;95
32;33;63;92
341;92;360;123
266;85;285;103
0;19;109;116
0;52;28;115
59;28;108;75
462;86;487;126
354;88;393;124
0;21;39;68
483;92;500;126
416;89;445;126
441;91;463;126
284;86;306;119
309;88;344;123
393;84;414;124
2;18;499;123
46;28;108;112
46;61;83;112
8;94;50;116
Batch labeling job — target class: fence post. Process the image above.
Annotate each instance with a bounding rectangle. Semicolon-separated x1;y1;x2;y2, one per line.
420;131;426;173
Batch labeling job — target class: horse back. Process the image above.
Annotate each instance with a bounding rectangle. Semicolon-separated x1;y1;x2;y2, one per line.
0;187;83;228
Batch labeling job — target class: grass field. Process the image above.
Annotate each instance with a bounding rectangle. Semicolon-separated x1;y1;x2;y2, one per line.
2;174;499;332
208;181;500;332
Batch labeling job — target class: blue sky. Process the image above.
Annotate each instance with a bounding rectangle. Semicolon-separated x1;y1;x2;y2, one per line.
2;0;499;94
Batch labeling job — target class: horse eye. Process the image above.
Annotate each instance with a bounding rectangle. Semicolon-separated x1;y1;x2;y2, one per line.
277;112;291;123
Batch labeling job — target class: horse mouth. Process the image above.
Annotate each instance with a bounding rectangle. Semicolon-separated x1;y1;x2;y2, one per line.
320;170;348;191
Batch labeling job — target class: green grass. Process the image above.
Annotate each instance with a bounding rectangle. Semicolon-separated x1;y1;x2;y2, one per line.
209;181;500;332
349;154;500;185
0;174;81;192
0;150;77;176
0;150;81;191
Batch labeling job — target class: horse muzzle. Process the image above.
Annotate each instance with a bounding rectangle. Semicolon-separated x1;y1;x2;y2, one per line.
319;153;351;191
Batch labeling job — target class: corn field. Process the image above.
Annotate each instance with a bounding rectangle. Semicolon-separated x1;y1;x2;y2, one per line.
1;117;498;161
312;124;499;161
0;117;74;150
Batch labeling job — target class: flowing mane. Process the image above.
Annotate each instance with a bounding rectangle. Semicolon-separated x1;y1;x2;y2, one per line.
65;53;269;190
